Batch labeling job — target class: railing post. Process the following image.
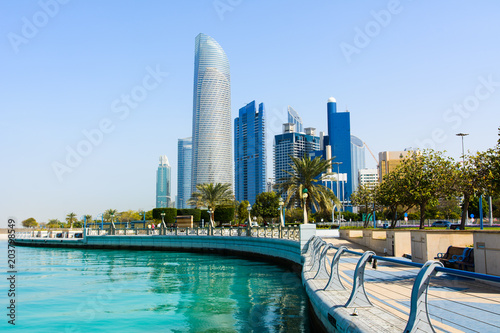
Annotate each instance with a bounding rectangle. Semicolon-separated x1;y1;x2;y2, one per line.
306;240;325;272
324;246;348;291
314;243;336;279
299;224;316;254
345;251;375;308
404;260;443;333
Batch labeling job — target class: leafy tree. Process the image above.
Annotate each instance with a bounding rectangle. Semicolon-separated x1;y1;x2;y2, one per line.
395;150;456;229
152;208;177;224
119;210;141;222
214;206;235;225
276;156;340;216
237;200;250;223
251;192;280;223
455;150;496;229
47;219;62;228
145;210;153;220
466;195;489;218
188;183;233;228
22;217;38;228
66;212;77;228
351;184;379;227
284;208;308;224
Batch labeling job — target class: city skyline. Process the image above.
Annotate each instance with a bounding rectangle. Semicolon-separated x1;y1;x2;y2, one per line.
2;1;500;226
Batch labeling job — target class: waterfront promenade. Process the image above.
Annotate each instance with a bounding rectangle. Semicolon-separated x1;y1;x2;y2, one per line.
14;226;500;332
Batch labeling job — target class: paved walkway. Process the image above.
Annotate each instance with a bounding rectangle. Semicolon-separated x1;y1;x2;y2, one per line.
316;236;500;333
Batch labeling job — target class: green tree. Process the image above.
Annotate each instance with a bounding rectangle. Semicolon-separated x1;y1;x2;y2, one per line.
66;212;77;229
22;217;38;228
188;183;233;228
456;151;496;229
351;184;379;227
396;150;456;229
47;219;62;228
119;210;140;222
104;209;118;222
237;200;250;224
276;156;340;216
251;192;280;223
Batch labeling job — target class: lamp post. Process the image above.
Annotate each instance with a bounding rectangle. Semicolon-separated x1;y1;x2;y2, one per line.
456;133;469;223
139;211;146;228
161;212;165;227
302;188;309;224
279;197;284;227
456;133;469;164
247;203;252;226
209;208;214;228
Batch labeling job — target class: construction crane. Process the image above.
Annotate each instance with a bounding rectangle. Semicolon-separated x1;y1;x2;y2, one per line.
363;142;378;168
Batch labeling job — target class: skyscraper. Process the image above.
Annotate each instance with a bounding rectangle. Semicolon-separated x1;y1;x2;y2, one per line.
350;135;366;192
327;97;353;207
177;137;192;209
191;33;232;193
287;106;303;133
234;101;266;205
156;155;171;208
274;124;320;186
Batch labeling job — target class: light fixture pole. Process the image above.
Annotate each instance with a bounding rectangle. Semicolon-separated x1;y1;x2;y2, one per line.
279;197;284;227
302;188;309;224
332;162;343;212
456;133;469;224
161;212;165;227
456;133;469;164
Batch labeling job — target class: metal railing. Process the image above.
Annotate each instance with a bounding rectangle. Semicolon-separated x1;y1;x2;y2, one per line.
303;236;500;333
17;226;301;241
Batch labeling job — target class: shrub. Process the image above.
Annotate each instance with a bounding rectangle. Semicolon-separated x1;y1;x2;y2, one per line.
177;209;201;222
152;208;177;224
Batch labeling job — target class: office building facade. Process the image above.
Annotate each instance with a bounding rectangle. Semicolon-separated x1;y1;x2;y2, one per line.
234;101;266;205
156;155;171;208
359;168;379;190
191;33;232;193
327;97;353;203
177;137;192;209
379;150;414;181
274;124;320;185
287;106;304;133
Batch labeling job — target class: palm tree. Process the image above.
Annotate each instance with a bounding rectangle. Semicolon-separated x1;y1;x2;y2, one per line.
276;156;340;217
188;183;233;228
66;212;77;229
104;209;118;222
84;215;92;228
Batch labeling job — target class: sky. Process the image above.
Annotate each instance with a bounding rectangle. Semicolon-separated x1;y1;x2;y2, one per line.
1;0;499;227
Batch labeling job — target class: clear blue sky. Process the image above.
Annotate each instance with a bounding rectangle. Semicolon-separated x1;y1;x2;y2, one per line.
1;0;499;227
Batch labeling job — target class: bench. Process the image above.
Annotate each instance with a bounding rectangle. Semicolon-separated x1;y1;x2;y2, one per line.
435;246;474;271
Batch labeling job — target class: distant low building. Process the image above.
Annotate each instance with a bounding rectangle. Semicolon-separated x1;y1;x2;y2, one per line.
359;168;379;190
378;150;416;181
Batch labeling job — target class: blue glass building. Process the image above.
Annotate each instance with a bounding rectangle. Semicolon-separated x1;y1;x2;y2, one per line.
274;124;320;186
156;155;171;208
177;137;192;209
327;97;353;207
191;33;232;194
234;101;266;205
287;106;303;133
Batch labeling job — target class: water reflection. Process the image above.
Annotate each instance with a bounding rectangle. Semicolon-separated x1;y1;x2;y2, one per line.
0;242;310;332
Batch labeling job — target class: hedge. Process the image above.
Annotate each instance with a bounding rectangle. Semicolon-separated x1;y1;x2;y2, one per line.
177;209;201;222
152;208;177;224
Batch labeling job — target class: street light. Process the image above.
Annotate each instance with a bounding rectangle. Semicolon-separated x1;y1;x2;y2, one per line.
456;133;469;165
161;212;165;228
279;197;285;227
302;188;309;224
247;203;252;227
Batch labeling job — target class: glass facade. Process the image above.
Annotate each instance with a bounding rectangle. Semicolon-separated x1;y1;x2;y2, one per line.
287;106;303;133
274;124;320;187
177;137;192;209
156;155;171;208
234;101;266;205
350;135;366;192
327;98;353;207
191;33;232;193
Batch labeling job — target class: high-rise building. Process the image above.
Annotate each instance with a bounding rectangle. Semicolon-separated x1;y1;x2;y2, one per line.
287;106;303;133
359;168;379;190
191;33;232;193
156;155;171;208
350;135;366;192
234;101;266;205
274;124;320;186
177;137;192;209
327;97;353;205
378;150;415;181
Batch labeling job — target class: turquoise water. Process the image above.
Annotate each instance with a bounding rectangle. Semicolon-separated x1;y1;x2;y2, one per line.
0;241;311;332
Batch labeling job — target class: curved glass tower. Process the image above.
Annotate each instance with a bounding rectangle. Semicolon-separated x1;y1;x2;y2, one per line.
191;33;232;193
